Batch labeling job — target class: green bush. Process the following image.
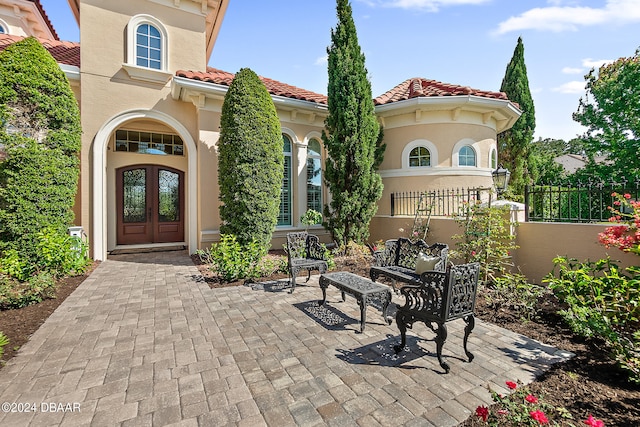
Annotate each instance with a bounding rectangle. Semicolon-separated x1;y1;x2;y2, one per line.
484;272;546;321
0;271;55;310
196;234;266;282
218;68;283;254
545;257;640;383
451;202;519;285
0;37;81;265
0;332;8;359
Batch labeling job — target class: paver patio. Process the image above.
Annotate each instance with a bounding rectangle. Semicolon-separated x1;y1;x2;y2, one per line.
0;250;572;426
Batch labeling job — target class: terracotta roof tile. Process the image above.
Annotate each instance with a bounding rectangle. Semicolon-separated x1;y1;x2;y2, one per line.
176;67;328;105
0;34;80;67
374;77;509;106
31;0;60;40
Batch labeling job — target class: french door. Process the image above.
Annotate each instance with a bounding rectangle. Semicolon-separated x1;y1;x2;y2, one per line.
116;165;184;245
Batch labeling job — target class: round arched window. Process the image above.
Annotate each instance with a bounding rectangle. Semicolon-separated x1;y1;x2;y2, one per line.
409;146;431;167
459;146;476;167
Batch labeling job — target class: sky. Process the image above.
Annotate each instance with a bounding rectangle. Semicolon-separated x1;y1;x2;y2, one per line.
41;0;640;141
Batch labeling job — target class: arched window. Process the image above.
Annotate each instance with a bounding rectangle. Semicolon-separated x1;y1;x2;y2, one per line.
306;139;322;219
278;134;293;226
409;146;431;167
126;15;168;74
0;25;5;34
459;146;476;167
136;24;162;70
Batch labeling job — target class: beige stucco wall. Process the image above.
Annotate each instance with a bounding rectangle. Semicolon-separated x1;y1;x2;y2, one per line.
369;215;639;285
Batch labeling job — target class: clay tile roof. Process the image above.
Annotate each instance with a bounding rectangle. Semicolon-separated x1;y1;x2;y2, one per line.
176;67;328;105
0;34;80;67
375;77;509;106
30;0;60;40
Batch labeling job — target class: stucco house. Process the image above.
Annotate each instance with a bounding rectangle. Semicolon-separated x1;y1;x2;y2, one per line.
0;0;521;261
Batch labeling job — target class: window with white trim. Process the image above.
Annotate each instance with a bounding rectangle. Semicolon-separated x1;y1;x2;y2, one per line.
459;146;476;167
409;146;431;167
136;24;162;70
126;15;168;73
490;149;497;169
306;139;323;219
0;25;5;34
278;134;293;226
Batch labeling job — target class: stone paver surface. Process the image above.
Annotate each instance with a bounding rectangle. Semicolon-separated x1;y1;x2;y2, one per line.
0;251;572;426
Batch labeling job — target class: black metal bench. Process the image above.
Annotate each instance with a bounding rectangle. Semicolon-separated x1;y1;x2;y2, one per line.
370;238;448;290
286;232;329;293
393;262;480;373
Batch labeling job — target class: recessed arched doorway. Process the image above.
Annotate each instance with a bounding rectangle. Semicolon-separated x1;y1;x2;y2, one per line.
116;165;184;245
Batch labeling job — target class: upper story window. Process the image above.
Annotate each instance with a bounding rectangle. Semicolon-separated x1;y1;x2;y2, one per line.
125;15;169;81
0;25;6;34
136;24;162;70
0;19;8;35
459;146;476;167
409;146;431;167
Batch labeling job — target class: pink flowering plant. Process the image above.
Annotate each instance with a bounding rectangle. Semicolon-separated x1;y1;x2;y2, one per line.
475;380;605;426
599;192;640;255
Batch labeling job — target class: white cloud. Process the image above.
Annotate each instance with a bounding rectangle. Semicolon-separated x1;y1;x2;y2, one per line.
494;0;640;34
562;67;583;74
315;55;328;66
552;81;586;94
582;58;613;69
360;0;490;12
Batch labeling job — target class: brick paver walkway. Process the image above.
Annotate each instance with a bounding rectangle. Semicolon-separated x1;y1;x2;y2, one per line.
0;251;572;426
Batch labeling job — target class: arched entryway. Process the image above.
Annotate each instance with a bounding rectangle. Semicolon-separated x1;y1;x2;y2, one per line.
93;109;197;260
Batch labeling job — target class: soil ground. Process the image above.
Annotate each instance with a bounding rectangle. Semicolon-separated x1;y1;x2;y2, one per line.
1;253;638;426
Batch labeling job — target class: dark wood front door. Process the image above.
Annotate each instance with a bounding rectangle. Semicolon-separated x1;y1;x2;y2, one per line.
116;165;184;245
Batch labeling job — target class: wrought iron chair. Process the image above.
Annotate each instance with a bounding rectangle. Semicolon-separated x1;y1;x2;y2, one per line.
286;232;329;293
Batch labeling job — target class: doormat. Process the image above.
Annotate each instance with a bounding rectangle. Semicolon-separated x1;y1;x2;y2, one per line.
109;245;186;255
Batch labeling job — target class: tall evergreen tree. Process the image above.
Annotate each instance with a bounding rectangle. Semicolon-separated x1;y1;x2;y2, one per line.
0;37;81;260
218;68;283;254
322;0;385;248
498;37;536;197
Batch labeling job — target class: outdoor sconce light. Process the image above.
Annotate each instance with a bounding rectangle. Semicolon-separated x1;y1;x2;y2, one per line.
492;164;511;196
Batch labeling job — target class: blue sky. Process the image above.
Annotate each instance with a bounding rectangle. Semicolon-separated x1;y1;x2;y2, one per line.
42;0;639;141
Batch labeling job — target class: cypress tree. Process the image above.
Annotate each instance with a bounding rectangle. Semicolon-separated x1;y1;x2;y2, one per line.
323;0;385;248
218;67;283;254
498;37;535;197
0;37;81;260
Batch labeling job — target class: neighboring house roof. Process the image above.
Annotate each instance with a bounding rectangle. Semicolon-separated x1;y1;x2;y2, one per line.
374;77;510;106
176;67;329;105
554;153;609;174
0;34;80;67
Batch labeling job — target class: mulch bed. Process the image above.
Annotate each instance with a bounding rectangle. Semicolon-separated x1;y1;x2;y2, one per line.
2;253;639;426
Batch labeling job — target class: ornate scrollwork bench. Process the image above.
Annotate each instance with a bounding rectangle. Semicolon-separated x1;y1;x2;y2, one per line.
393;262;480;373
370;237;449;291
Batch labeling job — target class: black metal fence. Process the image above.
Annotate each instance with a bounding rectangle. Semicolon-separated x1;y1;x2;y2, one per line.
525;181;640;223
390;187;493;217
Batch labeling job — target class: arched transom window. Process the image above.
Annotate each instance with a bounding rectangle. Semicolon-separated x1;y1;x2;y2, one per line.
409;146;431;167
459;146;476;167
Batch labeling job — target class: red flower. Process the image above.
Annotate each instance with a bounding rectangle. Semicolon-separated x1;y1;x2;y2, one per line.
525;394;538;404
506;381;517;390
530;410;549;424
624;193;631;199
584;415;605;427
497;409;508;415
475;405;489;422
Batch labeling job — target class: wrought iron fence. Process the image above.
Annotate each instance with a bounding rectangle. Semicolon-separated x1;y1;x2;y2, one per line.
524;180;640;223
390;187;493;217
